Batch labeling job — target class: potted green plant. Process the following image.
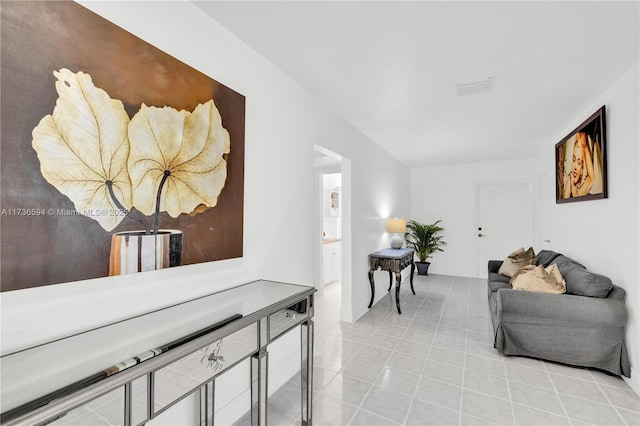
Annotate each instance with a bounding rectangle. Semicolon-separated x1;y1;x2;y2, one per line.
404;219;447;275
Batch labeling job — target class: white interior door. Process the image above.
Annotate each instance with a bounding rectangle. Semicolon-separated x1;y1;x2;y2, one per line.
538;171;553;250
476;181;533;278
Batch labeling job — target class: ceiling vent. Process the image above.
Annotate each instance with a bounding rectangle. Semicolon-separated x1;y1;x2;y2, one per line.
456;77;494;96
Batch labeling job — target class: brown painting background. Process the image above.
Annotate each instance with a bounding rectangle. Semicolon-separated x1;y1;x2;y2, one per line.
1;1;245;291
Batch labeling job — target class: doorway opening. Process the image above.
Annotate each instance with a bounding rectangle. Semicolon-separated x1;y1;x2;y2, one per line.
313;144;352;322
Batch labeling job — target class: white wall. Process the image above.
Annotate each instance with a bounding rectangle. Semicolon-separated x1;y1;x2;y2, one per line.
410;158;536;277
0;1;409;423
535;62;639;394
350;149;411;320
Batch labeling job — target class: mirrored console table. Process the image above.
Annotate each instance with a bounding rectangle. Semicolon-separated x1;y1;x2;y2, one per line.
0;280;316;426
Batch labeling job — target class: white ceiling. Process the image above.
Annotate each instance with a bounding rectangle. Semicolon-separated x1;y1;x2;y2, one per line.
193;1;639;167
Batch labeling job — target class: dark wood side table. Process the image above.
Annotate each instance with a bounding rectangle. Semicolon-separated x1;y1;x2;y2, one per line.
368;248;415;314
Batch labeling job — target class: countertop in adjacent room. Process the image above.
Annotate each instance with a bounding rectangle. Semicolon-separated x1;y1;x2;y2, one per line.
322;238;342;244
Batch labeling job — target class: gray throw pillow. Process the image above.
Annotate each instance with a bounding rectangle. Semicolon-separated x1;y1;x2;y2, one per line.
535;250;562;267
553;255;585;276
563;267;613;298
490;272;511;284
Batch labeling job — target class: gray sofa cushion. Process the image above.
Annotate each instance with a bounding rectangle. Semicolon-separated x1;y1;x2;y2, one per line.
489;272;511;284
536;250;562;267
608;284;627;302
563;267;613;298
552;255;585;276
549;254;612;297
488;277;511;294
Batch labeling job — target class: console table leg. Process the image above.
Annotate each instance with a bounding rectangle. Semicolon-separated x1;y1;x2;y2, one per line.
124;381;132;426
149;371;155;419
301;320;314;426
395;272;402;314
199;380;214;426
367;270;375;308
410;262;416;295
387;269;393;291
251;349;268;426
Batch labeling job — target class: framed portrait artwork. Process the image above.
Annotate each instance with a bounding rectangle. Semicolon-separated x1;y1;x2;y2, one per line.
555;106;607;203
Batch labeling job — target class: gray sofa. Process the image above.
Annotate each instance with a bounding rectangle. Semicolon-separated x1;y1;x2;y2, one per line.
488;249;630;377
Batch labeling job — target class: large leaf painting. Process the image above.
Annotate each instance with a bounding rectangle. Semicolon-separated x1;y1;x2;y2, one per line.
2;1;245;291
32;69;132;232
128;101;231;219
32;69;231;234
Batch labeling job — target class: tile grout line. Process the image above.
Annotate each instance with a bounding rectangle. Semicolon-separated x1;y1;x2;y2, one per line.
487;361;620;420
544;370;636;425
289;280;406;426
309;283;351;424
353;404;405;425
339;347;585;426
478;269;517;426
420;286;490;412
343;331;387;424
457;276;471;426
588;370;632;426
554;389;637;425
86;406;115;426
398;274;439;425
542;359;574;425
457;274;515;426
345;282;408;426
401;275;452;425
501;343;516;425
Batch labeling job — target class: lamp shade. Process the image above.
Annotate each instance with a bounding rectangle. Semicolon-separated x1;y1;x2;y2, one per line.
386;218;406;234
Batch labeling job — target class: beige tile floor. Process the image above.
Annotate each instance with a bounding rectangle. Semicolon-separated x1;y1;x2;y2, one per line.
253;274;640;426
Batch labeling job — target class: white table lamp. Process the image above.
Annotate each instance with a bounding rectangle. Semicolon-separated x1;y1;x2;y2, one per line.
386;218;406;249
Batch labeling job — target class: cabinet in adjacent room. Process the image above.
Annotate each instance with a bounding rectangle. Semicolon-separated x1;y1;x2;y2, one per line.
322;188;341;218
322;241;342;285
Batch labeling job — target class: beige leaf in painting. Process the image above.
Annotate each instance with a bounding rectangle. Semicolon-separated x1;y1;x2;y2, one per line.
128;100;230;218
32;69;132;232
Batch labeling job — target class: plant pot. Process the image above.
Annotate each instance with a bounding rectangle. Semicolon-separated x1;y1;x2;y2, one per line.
415;261;431;276
109;229;182;275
